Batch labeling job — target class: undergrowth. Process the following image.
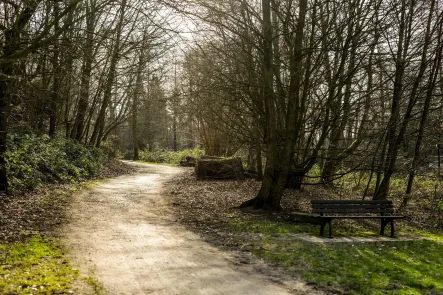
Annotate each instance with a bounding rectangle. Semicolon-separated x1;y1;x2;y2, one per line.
132;148;204;164
5;134;107;194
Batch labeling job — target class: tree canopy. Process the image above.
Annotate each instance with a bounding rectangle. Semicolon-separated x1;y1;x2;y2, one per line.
1;0;442;210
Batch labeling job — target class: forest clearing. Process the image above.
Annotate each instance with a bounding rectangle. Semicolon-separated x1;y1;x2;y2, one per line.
1;0;443;294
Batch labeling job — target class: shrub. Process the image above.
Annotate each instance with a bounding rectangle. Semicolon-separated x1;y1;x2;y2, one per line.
138;148;204;164
122;150;133;160
5;134;106;194
101;135;121;159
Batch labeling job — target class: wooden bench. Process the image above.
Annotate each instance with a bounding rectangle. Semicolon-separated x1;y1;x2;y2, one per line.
311;200;405;238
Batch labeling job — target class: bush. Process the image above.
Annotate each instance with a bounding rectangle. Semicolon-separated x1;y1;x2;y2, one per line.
138;148;204;164
5;134;106;194
122;150;133;160
101;135;121;159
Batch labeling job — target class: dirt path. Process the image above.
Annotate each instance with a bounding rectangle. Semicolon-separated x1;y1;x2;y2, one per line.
63;162;309;295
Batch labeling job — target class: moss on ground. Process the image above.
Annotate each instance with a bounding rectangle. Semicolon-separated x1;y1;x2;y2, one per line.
0;236;79;294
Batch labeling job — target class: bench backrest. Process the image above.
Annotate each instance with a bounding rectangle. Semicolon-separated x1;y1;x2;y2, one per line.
311;200;394;215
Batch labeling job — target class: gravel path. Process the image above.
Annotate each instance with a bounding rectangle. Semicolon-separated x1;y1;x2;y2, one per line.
63;162;300;295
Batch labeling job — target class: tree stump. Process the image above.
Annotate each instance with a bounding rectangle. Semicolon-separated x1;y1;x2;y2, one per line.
196;157;245;180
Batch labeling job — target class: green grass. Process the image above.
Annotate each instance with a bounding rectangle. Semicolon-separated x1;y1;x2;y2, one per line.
0;236;79;294
83;276;106;295
229;220;443;295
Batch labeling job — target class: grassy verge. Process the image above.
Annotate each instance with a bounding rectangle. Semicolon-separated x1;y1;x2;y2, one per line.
0;176;117;294
0;236;78;294
163;169;443;294
229;220;443;295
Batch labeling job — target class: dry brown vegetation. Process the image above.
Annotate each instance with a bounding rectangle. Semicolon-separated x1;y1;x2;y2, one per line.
0;160;135;243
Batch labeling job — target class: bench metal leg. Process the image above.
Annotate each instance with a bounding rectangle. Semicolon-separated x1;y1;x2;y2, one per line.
380;218;387;235
380;218;395;237
320;218;333;238
390;219;395;237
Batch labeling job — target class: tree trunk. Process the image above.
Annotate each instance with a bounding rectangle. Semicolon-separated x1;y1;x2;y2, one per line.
90;0;126;147
62;31;75;138
71;0;95;141
375;0;433;200
240;0;307;210
132;95;139;160
172;115;177;151
255;145;263;181
0;69;11;193
374;0;409;200
404;0;440;204
321;1;358;184
48;1;60;138
132;35;147;161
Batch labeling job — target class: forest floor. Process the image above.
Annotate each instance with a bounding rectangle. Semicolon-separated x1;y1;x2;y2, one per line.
165;169;443;294
3;161;442;294
62;162;322;294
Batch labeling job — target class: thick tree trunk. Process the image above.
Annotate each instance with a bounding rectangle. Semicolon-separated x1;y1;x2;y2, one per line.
240;0;307;210
0;73;10;193
48;1;60;138
240;0;279;210
132;100;139;160
132;37;146;161
90;0;126;147
172;115;177;152
256;144;263;180
71;0;95;141
242;166;287;210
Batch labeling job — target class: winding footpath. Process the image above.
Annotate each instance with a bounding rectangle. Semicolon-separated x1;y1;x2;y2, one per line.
62;162;318;295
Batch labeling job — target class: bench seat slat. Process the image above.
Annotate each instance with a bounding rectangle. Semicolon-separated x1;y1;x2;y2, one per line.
311;200;392;204
317;215;405;219
313;209;394;214
312;204;393;209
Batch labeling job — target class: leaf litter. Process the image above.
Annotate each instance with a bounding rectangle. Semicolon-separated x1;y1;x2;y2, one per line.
0;159;135;243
